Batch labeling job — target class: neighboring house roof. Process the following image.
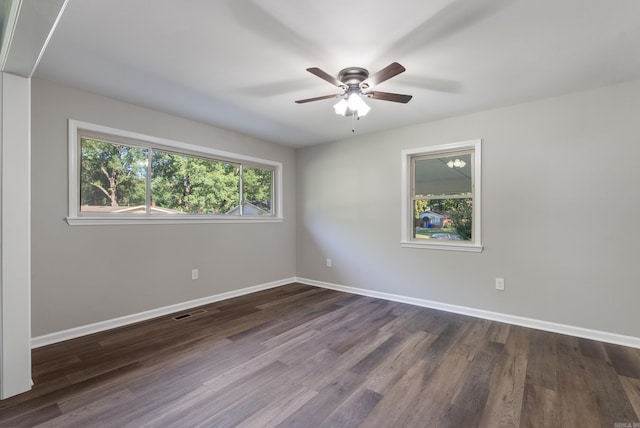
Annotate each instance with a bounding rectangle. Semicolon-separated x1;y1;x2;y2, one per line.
226;201;269;216
81;205;184;214
418;211;445;220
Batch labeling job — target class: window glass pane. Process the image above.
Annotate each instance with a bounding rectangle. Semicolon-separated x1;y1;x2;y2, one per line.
80;138;147;213
414;153;472;197
151;150;240;214
413;198;473;241
242;166;273;215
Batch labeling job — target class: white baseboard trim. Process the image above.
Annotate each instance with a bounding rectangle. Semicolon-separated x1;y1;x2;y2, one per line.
31;276;640;350
31;277;296;348
296;277;640;349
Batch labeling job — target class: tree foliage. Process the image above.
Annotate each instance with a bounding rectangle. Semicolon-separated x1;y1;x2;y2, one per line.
448;198;473;240
80;140;146;207
151;151;240;214
414;200;429;218
80;139;273;215
243;166;273;211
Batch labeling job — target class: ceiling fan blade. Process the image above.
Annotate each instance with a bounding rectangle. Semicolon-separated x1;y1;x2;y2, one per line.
239;79;315;97
307;68;347;89
360;62;406;89
295;93;343;104
375;0;510;63
363;91;413;103
399;76;462;93
227;2;331;63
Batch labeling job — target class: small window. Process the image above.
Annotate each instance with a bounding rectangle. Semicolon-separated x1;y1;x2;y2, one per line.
68;120;282;225
401;140;482;252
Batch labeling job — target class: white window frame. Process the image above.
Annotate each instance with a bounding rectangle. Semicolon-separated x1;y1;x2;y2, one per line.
67;120;283;225
401;139;482;252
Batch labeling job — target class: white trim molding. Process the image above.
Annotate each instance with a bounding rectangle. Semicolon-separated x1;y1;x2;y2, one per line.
31;278;295;348
296;277;640;349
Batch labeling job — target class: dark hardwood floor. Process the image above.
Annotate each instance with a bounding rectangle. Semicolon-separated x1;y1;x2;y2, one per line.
2;283;640;427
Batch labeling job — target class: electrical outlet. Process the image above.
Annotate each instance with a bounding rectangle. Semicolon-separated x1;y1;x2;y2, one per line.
192;269;199;280
495;278;505;291
326;258;332;268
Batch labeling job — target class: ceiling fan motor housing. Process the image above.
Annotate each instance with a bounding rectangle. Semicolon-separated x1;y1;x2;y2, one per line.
338;67;369;89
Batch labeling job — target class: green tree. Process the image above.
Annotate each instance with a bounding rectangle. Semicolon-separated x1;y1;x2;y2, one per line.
449;198;473;240
243;166;273;212
150;151;182;209
81;141;272;215
80;139;146;207
414;200;429;218
151;151;240;214
183;158;239;214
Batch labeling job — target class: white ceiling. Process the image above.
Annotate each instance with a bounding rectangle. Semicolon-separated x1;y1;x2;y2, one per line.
33;0;640;148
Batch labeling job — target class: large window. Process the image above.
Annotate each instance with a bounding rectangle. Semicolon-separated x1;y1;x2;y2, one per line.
401;140;482;252
68;120;282;225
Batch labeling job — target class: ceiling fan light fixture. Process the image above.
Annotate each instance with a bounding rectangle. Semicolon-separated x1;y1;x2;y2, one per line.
447;159;466;168
358;102;371;117
347;93;371;116
347;92;360;109
333;92;371;117
333;98;348;115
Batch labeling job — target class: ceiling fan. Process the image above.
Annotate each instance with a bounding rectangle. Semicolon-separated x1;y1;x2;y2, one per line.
295;62;412;117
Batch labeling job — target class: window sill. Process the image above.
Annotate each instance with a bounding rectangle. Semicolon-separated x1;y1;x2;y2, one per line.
400;240;483;253
66;216;284;226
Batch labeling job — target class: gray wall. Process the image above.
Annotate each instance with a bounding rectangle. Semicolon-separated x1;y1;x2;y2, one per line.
31;78;296;337
296;79;640;338
31;77;640;340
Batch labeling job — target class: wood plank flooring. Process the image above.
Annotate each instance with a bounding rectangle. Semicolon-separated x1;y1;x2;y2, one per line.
1;283;639;427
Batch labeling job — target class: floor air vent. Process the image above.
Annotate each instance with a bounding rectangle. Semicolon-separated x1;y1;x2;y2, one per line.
172;308;207;321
